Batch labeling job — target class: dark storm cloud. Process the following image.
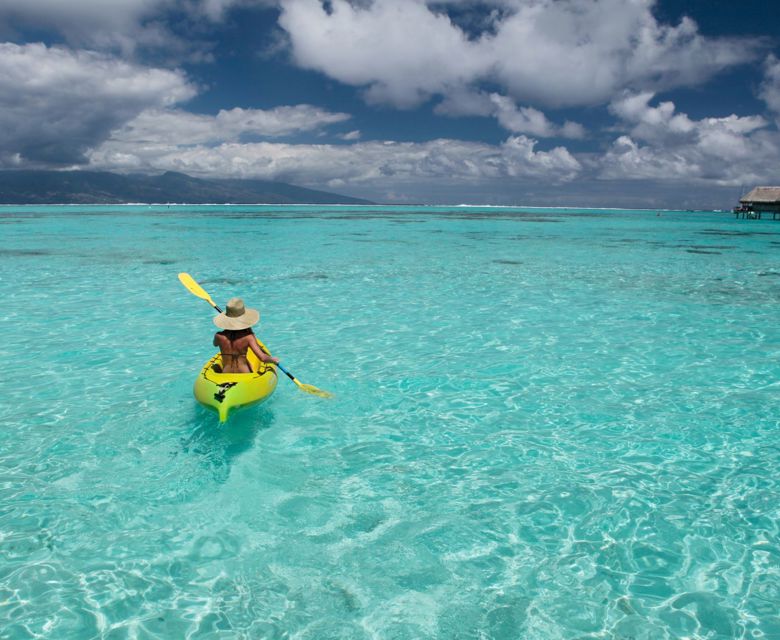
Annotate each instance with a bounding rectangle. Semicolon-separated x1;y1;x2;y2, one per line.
0;43;195;167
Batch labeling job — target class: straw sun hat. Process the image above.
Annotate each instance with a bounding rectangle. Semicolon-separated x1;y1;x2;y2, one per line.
213;297;260;330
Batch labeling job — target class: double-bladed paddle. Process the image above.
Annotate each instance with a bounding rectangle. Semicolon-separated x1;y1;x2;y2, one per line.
178;272;333;399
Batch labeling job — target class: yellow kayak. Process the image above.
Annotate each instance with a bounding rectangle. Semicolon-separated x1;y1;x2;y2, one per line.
193;342;278;422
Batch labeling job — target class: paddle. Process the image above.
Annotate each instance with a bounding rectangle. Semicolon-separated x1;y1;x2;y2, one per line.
178;272;333;399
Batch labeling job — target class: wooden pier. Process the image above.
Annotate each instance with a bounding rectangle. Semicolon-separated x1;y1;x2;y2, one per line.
733;208;780;220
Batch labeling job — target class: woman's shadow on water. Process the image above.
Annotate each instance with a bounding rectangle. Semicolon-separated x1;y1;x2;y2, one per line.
178;404;276;483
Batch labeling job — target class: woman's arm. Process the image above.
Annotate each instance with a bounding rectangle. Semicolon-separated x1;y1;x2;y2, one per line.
249;335;279;364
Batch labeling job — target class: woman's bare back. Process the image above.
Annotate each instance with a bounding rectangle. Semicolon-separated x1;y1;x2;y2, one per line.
214;332;255;373
213;331;278;373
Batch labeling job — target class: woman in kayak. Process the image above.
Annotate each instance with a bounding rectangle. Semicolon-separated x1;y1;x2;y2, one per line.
213;298;279;373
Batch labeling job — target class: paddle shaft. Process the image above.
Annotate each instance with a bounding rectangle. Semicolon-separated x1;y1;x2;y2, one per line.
210;301;293;380
276;362;298;383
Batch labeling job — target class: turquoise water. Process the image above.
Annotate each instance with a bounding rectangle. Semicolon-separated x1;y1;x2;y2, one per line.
1;204;779;639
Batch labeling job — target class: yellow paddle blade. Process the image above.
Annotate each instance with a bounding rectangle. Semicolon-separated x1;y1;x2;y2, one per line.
178;272;217;308
294;379;333;399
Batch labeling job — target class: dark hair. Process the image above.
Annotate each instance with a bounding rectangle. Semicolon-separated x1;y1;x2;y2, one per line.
222;327;254;340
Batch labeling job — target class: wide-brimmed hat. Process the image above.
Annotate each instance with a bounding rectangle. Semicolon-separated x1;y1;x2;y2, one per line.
213;297;260;330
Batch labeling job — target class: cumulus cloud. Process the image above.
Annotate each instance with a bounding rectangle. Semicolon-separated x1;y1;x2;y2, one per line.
487;0;756;107
436;90;585;138
279;0;489;108
0;42;195;166
489;94;585;139
278;0;761;110
602;92;777;185
610;91;766;145
87;135;582;190
609;91;698;145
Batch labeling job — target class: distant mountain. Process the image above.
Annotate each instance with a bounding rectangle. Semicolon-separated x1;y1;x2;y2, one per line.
0;170;373;205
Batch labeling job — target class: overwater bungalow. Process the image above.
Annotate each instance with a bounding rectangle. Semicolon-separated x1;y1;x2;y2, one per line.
734;186;780;219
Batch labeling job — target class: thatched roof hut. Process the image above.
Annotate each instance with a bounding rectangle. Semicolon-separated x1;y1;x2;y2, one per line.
740;187;780;212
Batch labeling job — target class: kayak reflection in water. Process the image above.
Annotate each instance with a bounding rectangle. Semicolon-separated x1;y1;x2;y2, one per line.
212;298;279;374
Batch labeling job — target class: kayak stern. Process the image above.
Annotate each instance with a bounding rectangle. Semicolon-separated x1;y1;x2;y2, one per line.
193;347;278;422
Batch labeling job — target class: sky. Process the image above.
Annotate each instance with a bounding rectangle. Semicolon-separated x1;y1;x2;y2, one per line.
0;0;778;207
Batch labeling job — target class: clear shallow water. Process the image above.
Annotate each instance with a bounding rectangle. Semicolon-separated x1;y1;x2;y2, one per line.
1;204;779;639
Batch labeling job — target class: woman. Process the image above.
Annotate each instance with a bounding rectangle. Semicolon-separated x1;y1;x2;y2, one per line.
212;298;279;373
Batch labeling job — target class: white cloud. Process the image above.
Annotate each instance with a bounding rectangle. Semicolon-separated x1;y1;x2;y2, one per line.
278;0;761;110
216;105;350;136
600;135;697;181
0;0;275;55
490;95;555;137
436;90;586;138
488;1;755;107
560;121;587;140
599;132;778;188
279;0;489;108
610;91;698;144
490;94;585;139
602;92;778;185
112;105;350;145
610;91;766;145
0;42;195;166
761;55;780;121
0;0;173;54
434;88;495;118
87;135;582;189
